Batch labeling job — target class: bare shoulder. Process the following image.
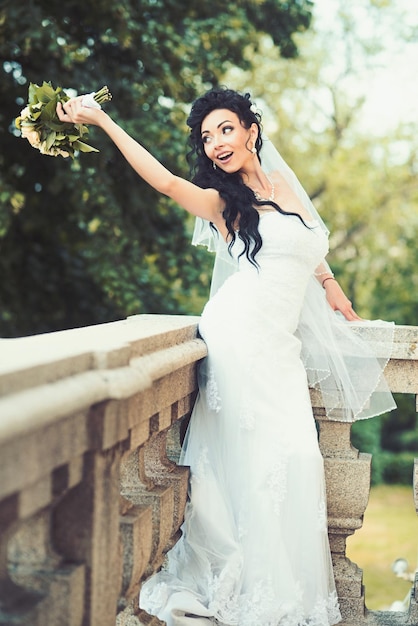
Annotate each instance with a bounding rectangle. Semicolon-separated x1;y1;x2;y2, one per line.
270;170;313;222
199;187;226;224
270;170;291;190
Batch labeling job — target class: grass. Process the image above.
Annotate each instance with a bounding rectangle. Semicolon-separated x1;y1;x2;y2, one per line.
346;484;418;610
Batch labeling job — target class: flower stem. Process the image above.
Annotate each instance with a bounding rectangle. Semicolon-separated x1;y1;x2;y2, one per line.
94;86;112;105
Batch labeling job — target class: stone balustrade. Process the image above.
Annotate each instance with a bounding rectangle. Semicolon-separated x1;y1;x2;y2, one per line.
0;315;417;626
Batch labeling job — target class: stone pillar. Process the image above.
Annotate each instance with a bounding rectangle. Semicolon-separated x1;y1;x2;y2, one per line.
315;412;371;622
406;459;418;624
0;494;44;624
52;447;123;626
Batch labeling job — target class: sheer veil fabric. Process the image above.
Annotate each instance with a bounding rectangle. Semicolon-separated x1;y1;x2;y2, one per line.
192;136;396;422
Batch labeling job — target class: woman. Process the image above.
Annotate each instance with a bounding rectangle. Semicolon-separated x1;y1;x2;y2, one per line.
58;87;395;626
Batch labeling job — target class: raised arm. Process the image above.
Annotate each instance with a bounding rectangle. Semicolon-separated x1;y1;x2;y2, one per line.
56;98;224;225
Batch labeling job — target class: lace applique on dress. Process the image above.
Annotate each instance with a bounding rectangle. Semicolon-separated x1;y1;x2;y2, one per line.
326;590;342;625
267;454;289;516
239;582;340;626
239;577;281;626
317;499;328;532
194;446;210;483
239;404;256;430
139;580;169;617
206;365;222;413
207;556;242;623
265;438;292;516
237;499;249;539
305;590;341;626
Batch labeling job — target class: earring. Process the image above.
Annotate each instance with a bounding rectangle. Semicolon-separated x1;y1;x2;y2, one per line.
213;162;217;170
251;147;257;154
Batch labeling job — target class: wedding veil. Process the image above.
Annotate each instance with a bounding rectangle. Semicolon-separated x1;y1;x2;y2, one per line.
192;136;396;422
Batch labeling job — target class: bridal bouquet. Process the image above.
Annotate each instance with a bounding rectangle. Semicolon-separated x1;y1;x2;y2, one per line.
15;82;112;159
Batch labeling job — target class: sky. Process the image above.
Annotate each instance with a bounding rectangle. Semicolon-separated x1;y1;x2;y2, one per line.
313;0;418;134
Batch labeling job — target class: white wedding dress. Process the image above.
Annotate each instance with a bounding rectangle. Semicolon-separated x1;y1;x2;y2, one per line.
140;210;342;626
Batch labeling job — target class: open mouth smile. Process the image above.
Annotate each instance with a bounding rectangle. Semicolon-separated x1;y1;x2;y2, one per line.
217;152;233;163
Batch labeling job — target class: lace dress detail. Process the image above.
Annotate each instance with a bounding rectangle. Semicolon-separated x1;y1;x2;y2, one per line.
140;580;169;618
140;212;342;626
206;364;222;413
266;449;290;517
206;556;242;622
318;499;328;532
239;402;256;430
193;446;210;483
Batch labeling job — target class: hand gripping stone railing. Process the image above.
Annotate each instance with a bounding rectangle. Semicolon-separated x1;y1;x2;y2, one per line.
0;316;417;626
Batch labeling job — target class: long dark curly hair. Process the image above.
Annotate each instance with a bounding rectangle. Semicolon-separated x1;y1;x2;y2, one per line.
186;86;297;266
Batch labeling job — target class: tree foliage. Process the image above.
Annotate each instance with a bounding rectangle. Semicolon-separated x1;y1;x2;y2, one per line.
0;0;313;337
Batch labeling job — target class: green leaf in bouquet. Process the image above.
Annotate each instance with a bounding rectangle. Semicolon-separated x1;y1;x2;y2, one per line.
73;140;99;153
38;81;59;103
33;85;50;104
30;110;42;121
40;97;60;122
47;121;72;132
57;92;69;105
73;123;89;136
44;131;57;151
28;83;38;105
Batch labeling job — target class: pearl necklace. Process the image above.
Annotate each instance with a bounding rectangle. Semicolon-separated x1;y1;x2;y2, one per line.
253;174;275;203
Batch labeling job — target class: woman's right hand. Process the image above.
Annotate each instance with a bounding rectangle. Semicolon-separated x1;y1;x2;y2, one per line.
56;97;107;127
324;278;362;322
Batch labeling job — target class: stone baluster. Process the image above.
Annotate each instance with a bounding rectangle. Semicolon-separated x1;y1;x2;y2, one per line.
406;459;418;624
0;445;88;625
314;402;370;622
384;329;418;625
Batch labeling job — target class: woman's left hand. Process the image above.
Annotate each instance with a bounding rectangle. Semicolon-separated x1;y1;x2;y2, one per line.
324;279;362;321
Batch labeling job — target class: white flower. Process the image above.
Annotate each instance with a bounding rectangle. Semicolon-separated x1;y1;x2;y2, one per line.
20;124;41;147
20;106;30;119
250;103;258;114
81;92;101;109
39;141;69;158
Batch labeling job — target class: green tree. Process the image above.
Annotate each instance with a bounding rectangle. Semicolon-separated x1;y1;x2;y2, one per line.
0;0;313;337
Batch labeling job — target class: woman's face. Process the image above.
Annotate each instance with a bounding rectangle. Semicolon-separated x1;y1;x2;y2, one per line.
200;108;258;173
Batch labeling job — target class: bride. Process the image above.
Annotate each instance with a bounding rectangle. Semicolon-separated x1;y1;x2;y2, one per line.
58;87;395;626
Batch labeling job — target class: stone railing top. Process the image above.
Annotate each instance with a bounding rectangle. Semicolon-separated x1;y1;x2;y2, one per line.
1;321;417;437
363;323;418;360
392;325;418;359
0;314;202;387
1;320;415;382
0;314;204;445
